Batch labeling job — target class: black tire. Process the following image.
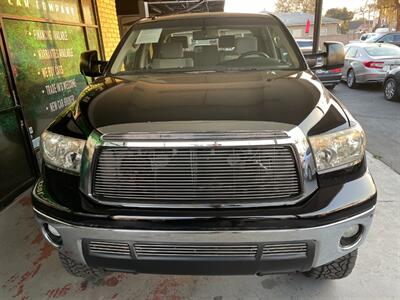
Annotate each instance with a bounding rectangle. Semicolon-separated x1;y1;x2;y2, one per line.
303;250;358;280
326;84;336;90
347;69;358;89
59;252;108;280
384;78;399;101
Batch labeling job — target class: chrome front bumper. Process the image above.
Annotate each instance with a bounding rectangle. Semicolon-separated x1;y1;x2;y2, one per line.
34;206;375;271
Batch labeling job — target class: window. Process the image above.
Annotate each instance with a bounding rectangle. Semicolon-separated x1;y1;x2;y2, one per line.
111;17;303;75
346;47;358;58
380;34;394;43
364;46;400;57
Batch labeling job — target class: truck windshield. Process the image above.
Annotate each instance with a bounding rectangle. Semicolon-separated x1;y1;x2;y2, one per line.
110;17;303;75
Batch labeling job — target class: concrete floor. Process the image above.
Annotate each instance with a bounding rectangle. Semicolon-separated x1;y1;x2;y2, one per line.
0;153;399;300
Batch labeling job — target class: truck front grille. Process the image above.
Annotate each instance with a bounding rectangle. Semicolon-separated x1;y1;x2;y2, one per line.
92;145;301;206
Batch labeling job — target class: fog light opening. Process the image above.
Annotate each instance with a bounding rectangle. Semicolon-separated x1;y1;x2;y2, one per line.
42;223;63;248
340;224;363;248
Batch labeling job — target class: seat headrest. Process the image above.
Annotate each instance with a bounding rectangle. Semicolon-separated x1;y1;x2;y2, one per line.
236;36;258;54
170;36;188;48
160;43;184;59
219;35;235;48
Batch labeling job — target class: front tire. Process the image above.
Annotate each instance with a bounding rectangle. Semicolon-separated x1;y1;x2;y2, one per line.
384;78;399;101
303;250;358;280
347;69;358;89
59;252;109;280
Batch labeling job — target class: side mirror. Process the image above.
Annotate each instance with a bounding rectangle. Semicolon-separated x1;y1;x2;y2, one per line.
378;40;384;43
324;41;345;70
304;42;344;70
80;50;107;77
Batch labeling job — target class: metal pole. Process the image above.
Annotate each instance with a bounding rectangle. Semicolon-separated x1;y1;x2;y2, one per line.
144;1;149;17
313;0;323;53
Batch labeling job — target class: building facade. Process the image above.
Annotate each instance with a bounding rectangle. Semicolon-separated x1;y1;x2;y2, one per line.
0;0;121;208
274;12;342;39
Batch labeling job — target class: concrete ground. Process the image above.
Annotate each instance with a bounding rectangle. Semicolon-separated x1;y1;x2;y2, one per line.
333;83;400;173
0;152;399;300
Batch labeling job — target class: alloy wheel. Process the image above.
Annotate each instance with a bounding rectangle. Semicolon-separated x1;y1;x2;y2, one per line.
385;79;396;100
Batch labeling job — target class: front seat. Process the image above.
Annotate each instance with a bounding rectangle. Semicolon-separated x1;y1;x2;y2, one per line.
224;36;258;61
152;43;194;69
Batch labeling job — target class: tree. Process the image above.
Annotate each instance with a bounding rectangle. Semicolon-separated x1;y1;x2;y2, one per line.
375;0;400;30
275;0;315;14
325;7;355;33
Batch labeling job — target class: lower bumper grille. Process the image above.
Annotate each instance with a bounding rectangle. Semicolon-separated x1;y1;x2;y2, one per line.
134;243;258;259
86;240;309;260
88;241;131;256
262;243;308;258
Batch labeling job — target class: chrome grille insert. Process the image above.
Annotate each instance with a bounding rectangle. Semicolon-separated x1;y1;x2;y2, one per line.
262;243;308;258
92;145;301;205
134;243;258;258
88;241;131;256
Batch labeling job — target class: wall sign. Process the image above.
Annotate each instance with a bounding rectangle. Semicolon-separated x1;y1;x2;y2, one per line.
0;0;81;23
3;19;88;141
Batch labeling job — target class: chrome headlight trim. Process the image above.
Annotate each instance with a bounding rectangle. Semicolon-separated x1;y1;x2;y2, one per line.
41;130;86;175
309;124;366;174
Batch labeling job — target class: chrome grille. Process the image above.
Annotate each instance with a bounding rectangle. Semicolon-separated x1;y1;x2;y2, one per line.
262;243;308;258
134;243;258;258
88;241;131;256
92;145;301;204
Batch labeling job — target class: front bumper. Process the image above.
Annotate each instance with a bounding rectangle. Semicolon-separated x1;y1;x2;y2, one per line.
34;206;375;275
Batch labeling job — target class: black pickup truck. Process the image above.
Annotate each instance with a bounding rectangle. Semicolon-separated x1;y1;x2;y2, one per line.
32;13;376;280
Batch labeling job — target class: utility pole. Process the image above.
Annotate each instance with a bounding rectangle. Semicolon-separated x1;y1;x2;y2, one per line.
312;0;323;53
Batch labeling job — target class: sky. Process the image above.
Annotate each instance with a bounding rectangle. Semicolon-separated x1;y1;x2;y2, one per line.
224;0;373;14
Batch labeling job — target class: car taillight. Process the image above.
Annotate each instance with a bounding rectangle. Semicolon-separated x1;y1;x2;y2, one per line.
331;68;342;73
363;61;384;69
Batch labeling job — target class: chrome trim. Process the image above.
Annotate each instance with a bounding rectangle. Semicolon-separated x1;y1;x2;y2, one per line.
133;243;259;259
88;241;131;256
80;124;318;209
262;242;308;258
102;131;289;141
34;206;375;268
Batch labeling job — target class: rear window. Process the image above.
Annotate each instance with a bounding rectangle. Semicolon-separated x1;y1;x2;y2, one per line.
365;46;400;57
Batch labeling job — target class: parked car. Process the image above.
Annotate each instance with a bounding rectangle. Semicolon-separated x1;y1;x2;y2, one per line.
342;42;400;88
33;13;376;281
314;67;342;90
295;39;313;53
360;32;377;41
296;39;342;89
365;31;400;47
383;66;400;101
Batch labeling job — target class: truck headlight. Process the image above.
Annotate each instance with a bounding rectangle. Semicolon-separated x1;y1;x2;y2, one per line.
309;124;366;173
41;130;85;174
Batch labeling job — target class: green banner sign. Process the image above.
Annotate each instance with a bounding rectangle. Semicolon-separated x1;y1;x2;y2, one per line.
0;54;13;111
3;19;88;139
0;0;81;23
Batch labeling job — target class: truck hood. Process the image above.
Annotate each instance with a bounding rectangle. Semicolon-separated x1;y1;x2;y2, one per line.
74;70;335;134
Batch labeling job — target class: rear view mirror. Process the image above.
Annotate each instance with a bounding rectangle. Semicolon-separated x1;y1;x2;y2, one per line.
80;50;107;77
